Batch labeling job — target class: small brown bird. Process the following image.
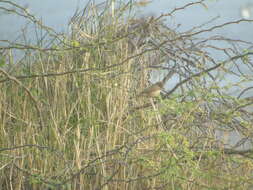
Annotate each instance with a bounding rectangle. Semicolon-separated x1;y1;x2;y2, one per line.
137;81;164;98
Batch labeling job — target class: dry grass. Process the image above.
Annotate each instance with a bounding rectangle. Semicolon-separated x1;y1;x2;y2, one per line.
1;0;253;190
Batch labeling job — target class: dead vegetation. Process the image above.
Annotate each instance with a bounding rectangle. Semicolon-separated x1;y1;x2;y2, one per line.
1;0;253;189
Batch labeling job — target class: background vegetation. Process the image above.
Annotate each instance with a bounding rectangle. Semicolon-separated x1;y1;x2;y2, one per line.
1;0;253;189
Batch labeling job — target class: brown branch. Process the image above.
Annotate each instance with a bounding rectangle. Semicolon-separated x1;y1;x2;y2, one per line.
182;19;253;38
0;67;93;83
130;52;253;112
0;0;58;38
152;19;253;50
0;144;49;152
0;47;153;83
165;51;253;97
237;86;253;99
155;0;206;21
0;68;44;129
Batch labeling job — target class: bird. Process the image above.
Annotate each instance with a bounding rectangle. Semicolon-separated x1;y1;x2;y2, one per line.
137;81;164;98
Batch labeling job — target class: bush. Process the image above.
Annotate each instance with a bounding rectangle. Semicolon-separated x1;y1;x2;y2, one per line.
1;0;253;189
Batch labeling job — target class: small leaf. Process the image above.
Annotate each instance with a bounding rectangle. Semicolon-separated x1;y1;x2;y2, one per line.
0;56;5;68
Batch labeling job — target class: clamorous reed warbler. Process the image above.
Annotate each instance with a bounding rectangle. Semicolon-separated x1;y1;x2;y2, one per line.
137;81;164;97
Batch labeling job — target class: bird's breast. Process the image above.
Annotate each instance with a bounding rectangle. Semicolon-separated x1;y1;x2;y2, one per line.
148;90;161;97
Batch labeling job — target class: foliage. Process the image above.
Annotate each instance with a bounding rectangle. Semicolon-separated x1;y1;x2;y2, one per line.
1;0;253;189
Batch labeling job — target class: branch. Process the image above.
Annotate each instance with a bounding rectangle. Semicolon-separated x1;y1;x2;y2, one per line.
0;68;44;129
165;52;253;97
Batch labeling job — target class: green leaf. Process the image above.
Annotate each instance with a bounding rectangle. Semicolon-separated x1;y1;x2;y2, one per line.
0;55;5;68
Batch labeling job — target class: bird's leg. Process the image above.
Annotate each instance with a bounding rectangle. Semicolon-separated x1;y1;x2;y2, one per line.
149;98;163;129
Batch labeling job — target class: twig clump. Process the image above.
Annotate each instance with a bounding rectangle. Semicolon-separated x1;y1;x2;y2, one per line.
1;0;253;189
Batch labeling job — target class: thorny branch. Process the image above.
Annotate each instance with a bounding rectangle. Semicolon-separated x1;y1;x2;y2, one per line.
1;0;253;188
0;68;44;129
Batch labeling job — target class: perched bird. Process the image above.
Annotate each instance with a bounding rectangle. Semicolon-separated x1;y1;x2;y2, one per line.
137;81;164;98
136;64;175;98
